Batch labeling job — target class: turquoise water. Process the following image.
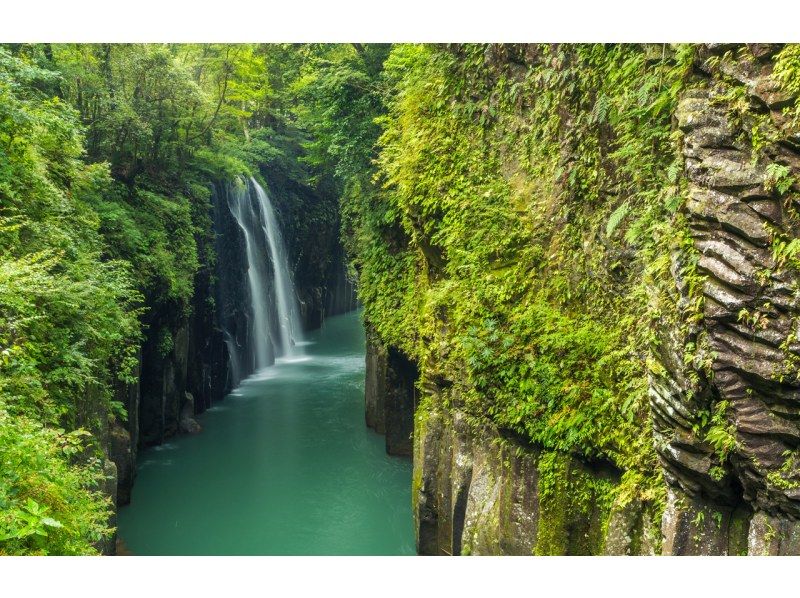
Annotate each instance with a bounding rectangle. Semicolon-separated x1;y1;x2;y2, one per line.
117;310;415;555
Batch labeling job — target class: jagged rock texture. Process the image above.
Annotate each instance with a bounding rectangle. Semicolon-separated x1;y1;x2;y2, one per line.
652;44;800;554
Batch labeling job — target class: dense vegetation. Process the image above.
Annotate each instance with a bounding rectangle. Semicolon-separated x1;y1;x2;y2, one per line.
0;43;361;554
5;43;798;555
322;44;698;527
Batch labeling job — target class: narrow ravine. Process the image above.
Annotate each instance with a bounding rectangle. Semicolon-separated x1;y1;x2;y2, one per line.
117;310;414;555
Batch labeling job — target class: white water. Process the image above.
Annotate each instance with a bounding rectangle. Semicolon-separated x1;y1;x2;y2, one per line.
226;178;272;370
222;329;242;385
225;176;304;372
250;177;304;359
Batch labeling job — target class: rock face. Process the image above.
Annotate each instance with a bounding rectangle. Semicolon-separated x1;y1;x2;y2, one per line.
412;407;660;555
652;44;800;554
139;323;190;446
365;324;416;456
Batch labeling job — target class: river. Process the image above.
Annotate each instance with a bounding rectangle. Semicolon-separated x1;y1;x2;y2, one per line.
117;310;415;555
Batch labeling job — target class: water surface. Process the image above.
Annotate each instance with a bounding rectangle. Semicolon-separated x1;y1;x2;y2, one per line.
117;310;414;555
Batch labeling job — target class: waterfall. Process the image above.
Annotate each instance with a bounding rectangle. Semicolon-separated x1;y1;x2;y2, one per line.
250;177;304;358
226;178;273;370
221;175;304;378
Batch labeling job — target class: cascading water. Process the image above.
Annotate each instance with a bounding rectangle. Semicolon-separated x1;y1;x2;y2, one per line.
250;177;304;359
222;175;304;378
226;178;273;370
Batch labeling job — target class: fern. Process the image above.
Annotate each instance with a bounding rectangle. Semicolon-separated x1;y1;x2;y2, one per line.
606;202;630;237
764;163;794;195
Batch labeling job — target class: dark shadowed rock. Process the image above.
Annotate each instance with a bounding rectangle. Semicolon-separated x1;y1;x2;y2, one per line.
179;392;202;435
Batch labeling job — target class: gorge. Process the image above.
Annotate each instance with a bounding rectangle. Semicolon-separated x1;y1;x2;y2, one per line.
3;42;800;557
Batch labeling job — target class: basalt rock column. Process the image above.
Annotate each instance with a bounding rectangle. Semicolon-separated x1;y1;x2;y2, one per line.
651;44;800;555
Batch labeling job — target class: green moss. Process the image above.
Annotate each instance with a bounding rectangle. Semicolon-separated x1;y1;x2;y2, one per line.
411;401;432;518
534;451;571;555
533;450;619;555
342;45;693;514
727;509;750;556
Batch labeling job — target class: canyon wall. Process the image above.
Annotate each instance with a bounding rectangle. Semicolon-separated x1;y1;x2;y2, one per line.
104;173;354;552
653;44;800;555
357;43;800;555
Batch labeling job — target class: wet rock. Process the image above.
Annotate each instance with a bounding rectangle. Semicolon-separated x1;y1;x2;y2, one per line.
109;422;134;505
604;498;660;556
385;347;416;456
413;408;447;555
179;392;202;435
364;323;416;456
660;488;750;555
748;511;800;555
365;325;387;434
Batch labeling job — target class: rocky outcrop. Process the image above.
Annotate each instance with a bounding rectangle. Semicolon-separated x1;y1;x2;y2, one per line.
179;392;202;434
412;407;660;555
652;44;800;554
365;323;417;456
365;325;388;434
139;324;189;445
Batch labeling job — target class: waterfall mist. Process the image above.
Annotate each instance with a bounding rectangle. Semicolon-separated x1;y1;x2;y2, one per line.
251;177;305;359
221;175;304;380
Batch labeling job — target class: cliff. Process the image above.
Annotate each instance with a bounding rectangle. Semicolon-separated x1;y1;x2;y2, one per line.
355;43;800;555
653;44;800;555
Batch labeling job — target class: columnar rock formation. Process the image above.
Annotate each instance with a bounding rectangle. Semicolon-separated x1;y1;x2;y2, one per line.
365;324;416;456
653;44;800;555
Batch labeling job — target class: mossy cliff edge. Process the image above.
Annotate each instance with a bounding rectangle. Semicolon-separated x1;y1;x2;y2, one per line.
354;44;800;555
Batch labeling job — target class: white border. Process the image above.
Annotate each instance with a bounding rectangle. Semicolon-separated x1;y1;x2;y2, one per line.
1;0;800;42
2;555;799;597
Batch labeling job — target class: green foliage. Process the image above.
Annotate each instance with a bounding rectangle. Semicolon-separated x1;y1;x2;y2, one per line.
330;44;695;513
766;450;800;491
774;45;800;132
0;48;140;554
704;400;738;465
0;406;111;555
534;450;616;555
0;48;142;427
606;202;630;237
290;44;390;182
764;163;794;196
